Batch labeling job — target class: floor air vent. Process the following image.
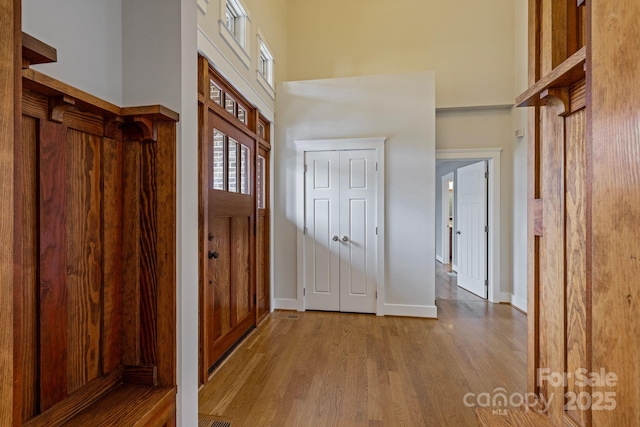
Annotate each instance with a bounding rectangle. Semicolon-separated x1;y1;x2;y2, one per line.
199;415;233;427
273;311;300;320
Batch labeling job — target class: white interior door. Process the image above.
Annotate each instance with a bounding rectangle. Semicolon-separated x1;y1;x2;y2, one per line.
304;149;377;313
455;161;488;298
339;150;377;313
304;151;341;311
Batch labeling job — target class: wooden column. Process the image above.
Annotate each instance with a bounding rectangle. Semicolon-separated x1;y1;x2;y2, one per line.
590;0;640;425
0;0;19;424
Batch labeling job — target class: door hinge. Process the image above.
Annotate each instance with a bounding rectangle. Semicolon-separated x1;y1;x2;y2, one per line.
303;288;306;296
375;226;378;235
304;164;308;173
375;162;378;171
484;225;488;233
303;226;307;235
254;223;257;235
485;279;489;288
485;171;488;179
375;291;378;299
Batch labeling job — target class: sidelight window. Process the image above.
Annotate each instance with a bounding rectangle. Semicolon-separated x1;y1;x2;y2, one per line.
240;145;250;195
257;155;265;208
213;130;225;190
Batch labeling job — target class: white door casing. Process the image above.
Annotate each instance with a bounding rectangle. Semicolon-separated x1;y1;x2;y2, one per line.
303;149;377;313
441;172;454;264
456;161;488;298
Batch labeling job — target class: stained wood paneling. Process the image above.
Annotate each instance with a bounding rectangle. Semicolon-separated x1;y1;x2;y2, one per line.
569;79;586;113
66;129;102;395
212;217;232;341
122;142;141;365
38;120;69;411
590;0;640;425
23;369;122;427
564;109;589;427
1;0;18;423
233;217;250;323
139;141;158;366
101;136;123;374
257;216;266;304
15;59;178;424
20;115;38;421
538;98;565;426
155;120;177;386
540;0;568;75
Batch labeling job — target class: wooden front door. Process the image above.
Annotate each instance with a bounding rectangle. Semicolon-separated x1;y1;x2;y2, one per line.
204;113;256;371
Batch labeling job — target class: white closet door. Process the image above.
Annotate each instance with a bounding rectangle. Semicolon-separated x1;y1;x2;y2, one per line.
339;150;377;313
304;151;341;311
303;149;377;313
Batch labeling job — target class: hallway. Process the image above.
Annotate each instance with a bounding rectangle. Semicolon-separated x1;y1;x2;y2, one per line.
198;262;527;426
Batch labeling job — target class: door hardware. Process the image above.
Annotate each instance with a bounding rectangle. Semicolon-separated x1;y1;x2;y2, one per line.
208;251;219;259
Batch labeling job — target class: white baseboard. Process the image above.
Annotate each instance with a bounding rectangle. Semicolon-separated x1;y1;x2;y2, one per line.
490;292;512;304
274;298;299;311
452;264;458;272
510;294;527;313
382;303;438;319
436;255;443;263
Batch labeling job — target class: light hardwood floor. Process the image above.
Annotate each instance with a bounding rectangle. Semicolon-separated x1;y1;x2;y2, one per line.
199;262;527;426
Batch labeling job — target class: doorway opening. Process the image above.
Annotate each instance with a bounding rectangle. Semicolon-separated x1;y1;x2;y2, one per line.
435;149;502;303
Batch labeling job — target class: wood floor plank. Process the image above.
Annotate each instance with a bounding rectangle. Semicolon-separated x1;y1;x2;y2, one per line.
199;262;527;426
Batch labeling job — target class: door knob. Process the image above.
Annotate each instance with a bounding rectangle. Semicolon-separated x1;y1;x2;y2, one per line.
456;231;461;235
342;236;349;242
332;235;339;241
208;251;219;259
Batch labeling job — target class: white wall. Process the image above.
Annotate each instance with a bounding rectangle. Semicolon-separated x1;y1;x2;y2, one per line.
275;73;437;317
436;107;513;301
121;1;200;425
22;0;123;106
510;0;529;313
286;0;515;109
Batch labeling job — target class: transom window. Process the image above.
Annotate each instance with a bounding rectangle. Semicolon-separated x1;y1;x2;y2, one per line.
225;5;238;37
257;39;274;89
220;0;250;67
209;80;222;105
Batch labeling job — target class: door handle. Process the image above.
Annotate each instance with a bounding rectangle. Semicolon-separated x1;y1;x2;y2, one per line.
456;231;461;235
332;235;339;241
208;251;219;259
342;236;349;242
